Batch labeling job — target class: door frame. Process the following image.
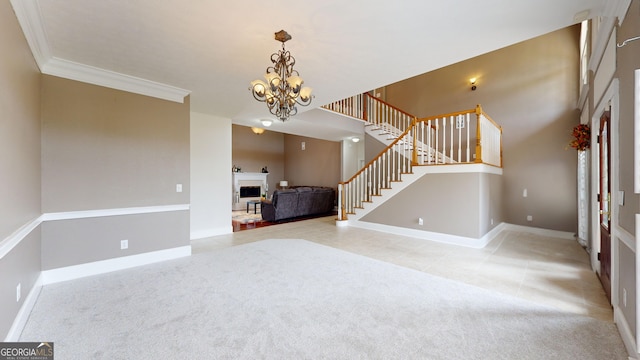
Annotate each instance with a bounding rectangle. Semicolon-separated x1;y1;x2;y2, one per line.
590;79;620;308
598;110;612;301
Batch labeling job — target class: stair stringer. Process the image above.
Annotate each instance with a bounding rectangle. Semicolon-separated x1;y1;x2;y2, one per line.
345;165;428;222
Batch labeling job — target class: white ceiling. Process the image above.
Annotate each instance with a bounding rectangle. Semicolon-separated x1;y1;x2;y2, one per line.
12;0;612;141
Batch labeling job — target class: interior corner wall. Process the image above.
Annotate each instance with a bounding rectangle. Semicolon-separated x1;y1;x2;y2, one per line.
283;135;341;188
231;124;285;195
0;1;42;340
191;112;233;239
342;139;364;181
40;75;190;270
385;26;581;232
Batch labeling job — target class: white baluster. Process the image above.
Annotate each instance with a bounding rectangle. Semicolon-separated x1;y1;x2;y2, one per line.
442;117;447;163
466;113;470;162
449;116;454;162
457;115;462;162
419;122;424;165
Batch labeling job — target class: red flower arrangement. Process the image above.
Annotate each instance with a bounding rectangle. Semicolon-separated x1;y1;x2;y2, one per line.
568;124;590;151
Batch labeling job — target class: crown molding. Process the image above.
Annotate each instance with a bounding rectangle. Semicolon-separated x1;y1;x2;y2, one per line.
10;0;50;69
42;58;190;103
10;0;190;103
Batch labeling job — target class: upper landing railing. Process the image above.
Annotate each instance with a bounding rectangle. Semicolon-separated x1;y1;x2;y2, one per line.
322;93;502;220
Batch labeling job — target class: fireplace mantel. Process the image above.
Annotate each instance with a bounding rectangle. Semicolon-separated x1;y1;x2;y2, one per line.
233;172;268;192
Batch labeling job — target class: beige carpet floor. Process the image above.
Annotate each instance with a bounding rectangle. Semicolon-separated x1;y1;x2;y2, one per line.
20;239;628;359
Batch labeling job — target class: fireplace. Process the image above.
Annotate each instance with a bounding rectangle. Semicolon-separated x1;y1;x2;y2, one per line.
240;186;261;198
232;172;268;210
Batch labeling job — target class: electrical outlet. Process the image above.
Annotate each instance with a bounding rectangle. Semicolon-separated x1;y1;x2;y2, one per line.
16;283;21;302
523;188;528;197
120;239;129;250
176;184;183;193
527;215;533;221
491;218;494;225
301;142;306;150
418;217;424;226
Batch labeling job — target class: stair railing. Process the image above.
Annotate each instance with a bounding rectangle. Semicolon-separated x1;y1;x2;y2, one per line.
335;103;502;220
338;122;416;220
323;92;415;134
412;105;502;166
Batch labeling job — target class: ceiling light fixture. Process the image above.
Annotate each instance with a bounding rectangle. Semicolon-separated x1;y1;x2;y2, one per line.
250;30;313;122
251;127;265;135
261;119;273;127
351;137;360;143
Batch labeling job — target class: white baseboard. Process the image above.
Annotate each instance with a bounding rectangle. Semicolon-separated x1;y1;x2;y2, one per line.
41;245;191;285
347;220;504;248
340;221;578;248
614;307;638;359
190;226;233;240
4;274;43;342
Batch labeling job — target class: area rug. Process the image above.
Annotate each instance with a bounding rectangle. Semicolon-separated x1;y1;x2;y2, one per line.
20;239;628;359
231;209;263;224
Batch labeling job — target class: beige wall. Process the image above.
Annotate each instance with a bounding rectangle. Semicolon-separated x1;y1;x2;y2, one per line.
0;0;42;339
616;1;640;234
0;2;41;237
284;135;341;188
384;27;581;232
41;76;190;212
232;127;341;191
232;125;285;195
40;75;191;269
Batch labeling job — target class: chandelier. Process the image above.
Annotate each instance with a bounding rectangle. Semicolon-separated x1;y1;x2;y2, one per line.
250;30;313;121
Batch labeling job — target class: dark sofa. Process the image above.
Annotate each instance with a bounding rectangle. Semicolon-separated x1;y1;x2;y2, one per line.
261;186;335;222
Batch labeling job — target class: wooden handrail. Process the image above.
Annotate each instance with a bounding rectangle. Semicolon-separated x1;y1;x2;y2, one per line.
363;92;415;119
343;117;416;184
415;107;478;123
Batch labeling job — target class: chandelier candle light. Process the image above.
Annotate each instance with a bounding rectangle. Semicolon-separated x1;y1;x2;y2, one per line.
250;30;313;121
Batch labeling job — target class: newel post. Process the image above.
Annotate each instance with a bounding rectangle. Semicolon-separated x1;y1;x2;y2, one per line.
338;183;345;221
363;93;368;122
475;104;483;163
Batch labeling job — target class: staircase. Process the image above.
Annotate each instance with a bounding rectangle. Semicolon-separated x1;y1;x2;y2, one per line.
322;93;502;222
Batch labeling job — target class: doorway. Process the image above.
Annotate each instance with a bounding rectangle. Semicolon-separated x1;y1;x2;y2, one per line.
598;111;612;301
